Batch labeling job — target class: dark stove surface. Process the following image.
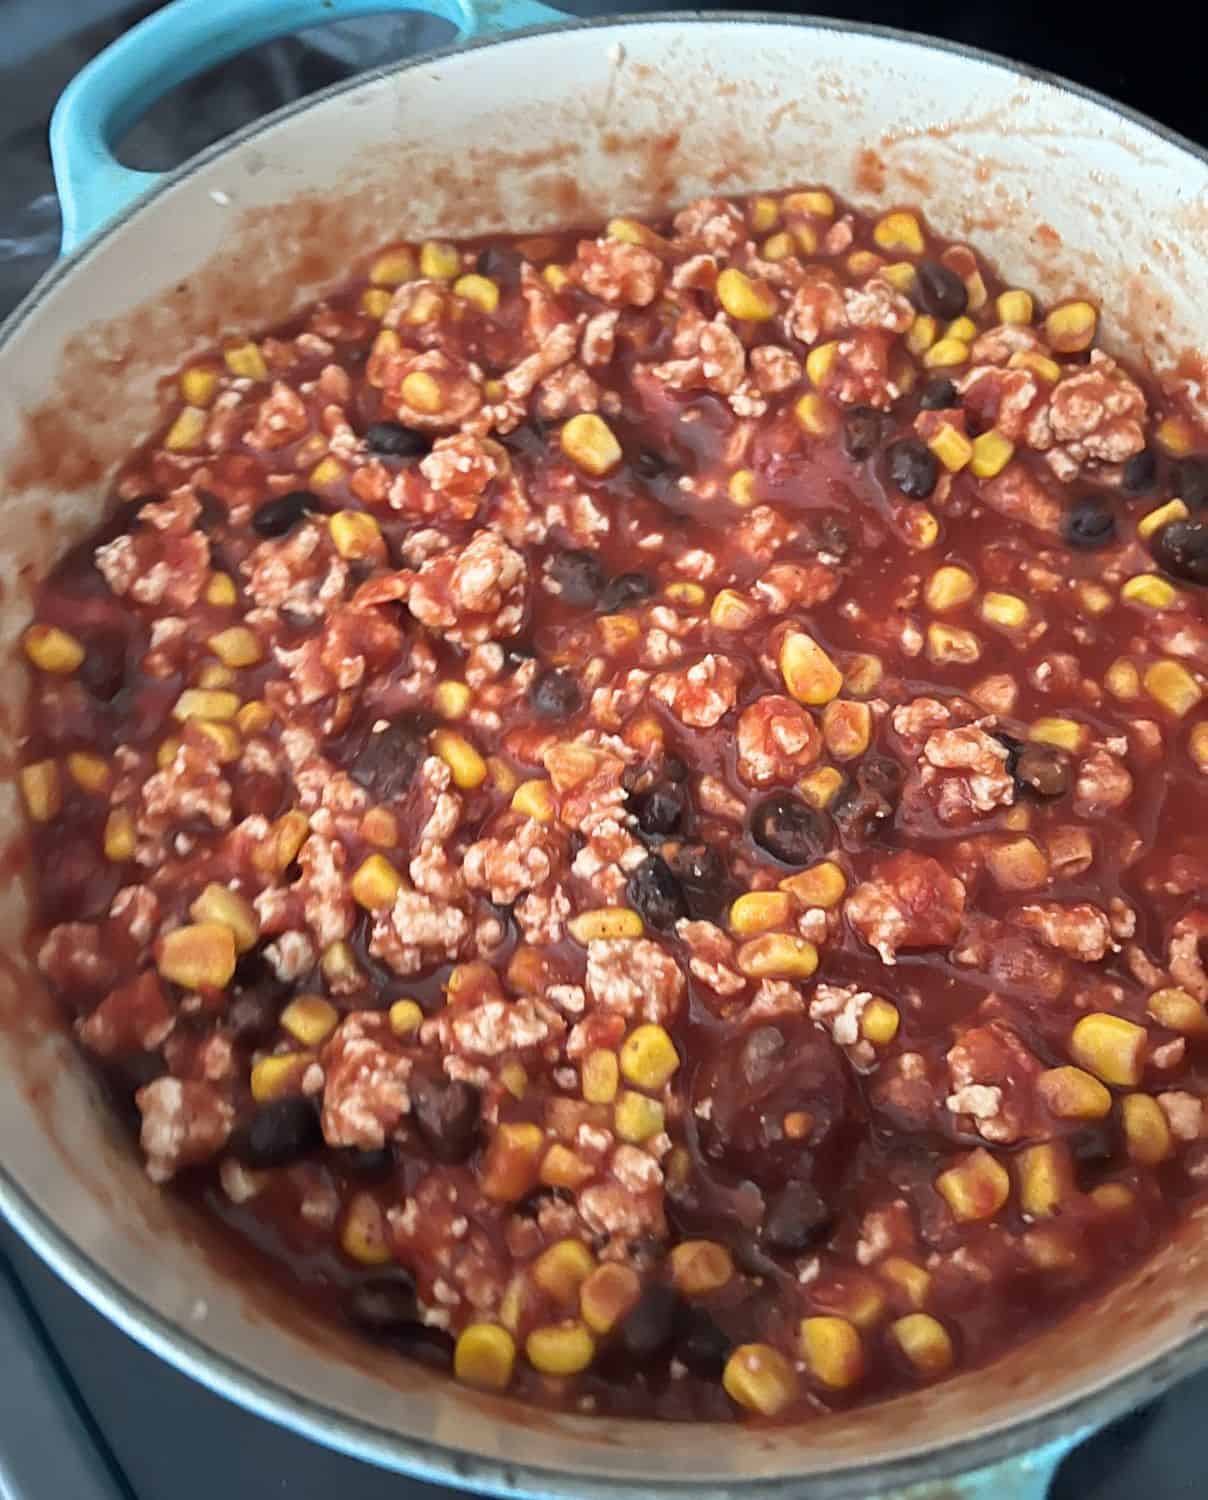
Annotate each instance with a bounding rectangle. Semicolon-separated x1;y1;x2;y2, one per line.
1;5;1205;1497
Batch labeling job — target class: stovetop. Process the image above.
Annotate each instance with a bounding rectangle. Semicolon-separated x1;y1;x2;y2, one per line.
1;4;1206;1497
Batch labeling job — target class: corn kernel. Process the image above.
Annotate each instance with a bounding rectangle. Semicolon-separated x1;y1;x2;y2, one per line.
1028;716;1088;752
540;1143;594;1190
419;240;460;280
823;699;872;760
923;337;970;370
926;623;981;664
164;405;207;452
266;809;309;872
970;430;1015;479
761;231;796;262
581;1049;620;1104
736;934;819;980
1143;659;1202;718
821;1275;887;1330
427;681;470;723
1078;582;1114;616
360;287;392;319
891;1314;954;1377
709;587;760;630
1045;300;1097;353
568;908;643;943
526;1322;594;1376
23;623;85;675
454;1323;514;1391
1122;1093;1172;1165
206;626;263;669
787;189;834;218
780;630;843;705
905;314;937;356
542;264;570;291
1192;722;1208;774
728;469;757;507
806;342;838;386
874;211;924;254
1122;574;1178;610
996;289;1034;324
20;760;61;823
580;1263;641;1334
980;591;1030;629
614;1090;664;1143
66;752;110;795
280;995;339;1047
882;261;916;292
1070;1012;1147;1087
196;662;234;691
501;1058;528;1096
481;1122;544;1201
749;196;780;233
369;246;416;286
794;391;837;436
1091;1183;1136;1213
173;688;239;723
942;316;974;343
370;330;400;369
1156;416;1195;456
844;653;884;697
205;572;237;608
800;766;844;808
729;891;793;936
103;808;135;861
926;423;974;472
321;941;361;988
510;778;555;824
189;884;259;952
861;998;900;1046
388;998;423;1037
779;861;846;909
351;853;403;911
341;1192;392;1265
846;250;882;278
1138;498;1189;539
664;581;707;607
398;371;441;415
619;1025;679;1091
248;1052;310;1102
723;1344;798;1416
326;510;381;562
180;365;219;406
924;565;977;613
669;1240;734;1297
936;1147;1010;1222
597;614;641;651
716;267;777;322
157;922;236;990
1008;350;1062;383
432;728;487;789
453;273;500;314
486;756;519;795
224;341;268;381
560;412;622;477
880;1257;931;1309
1023;1226;1081;1272
533;1239;596;1304
1148;986;1208;1037
1015;1143;1070;1219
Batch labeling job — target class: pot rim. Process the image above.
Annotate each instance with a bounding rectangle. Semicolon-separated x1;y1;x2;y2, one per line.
3;11;1208;1494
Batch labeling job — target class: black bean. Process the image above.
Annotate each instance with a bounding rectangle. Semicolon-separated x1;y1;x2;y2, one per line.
914;260;968;320
196;490;226;532
886;439;939;499
673;1306;732;1377
762;1181;833;1253
599;571;655;613
620;1282;678;1359
1062;495;1117;549
627;855;688;931
548;549;606;608
345;1275;418;1336
1013;744;1071;798
1175;457;1208;512
364;421;430;459
737;1026;786;1089
841;406;889;461
504;640;537;670
665;843;730;923
239;1097;324;1168
811;513;853;562
475;244;523;290
251;490;315;538
227;989;283;1045
79;627;130;703
918;377;959;411
632;782;685;837
833;755;903;847
330;1145;396;1180
634;448;678;481
749;794;828;866
410;1077;481;1163
1121;448;1157;495
347;715;430;802
529;668;582;719
1068;1122;1116;1169
1151;519;1208;585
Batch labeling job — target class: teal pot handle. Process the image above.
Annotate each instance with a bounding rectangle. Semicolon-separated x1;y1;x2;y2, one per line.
881;1428;1088;1500
49;0;565;253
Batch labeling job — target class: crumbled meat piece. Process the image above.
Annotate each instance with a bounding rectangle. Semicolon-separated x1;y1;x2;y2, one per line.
946;1024;1042;1144
846;853;966;962
916;723;1014;823
1074;748;1133;816
463;818;562;903
736;694;822;786
650;654;741;728
405;529;528;645
321;1012;413;1149
78;972;175;1056
1013;903;1113;962
136;1078;233;1183
572;238;663;306
370;888;472;977
585;939;686;1023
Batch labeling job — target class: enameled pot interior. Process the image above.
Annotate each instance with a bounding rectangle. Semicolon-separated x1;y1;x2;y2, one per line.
2;17;1208;1495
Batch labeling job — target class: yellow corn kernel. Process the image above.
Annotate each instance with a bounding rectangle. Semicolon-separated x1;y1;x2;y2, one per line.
806;342;838;386
431;728;487;790
66;752;110;795
846;250;882;278
196;662;234;692
1008;350;1062;383
454;1323;515;1391
882;261;916;292
1123;574;1179;611
861;998;900;1046
157;922;237;990
453;273;500;314
510;778;554;824
709;587;760;630
1143;659;1202;718
224;341;267;381
180;365;219;406
1070;1012;1147;1087
481;1122;545;1202
723;1344;798;1416
1037;1066;1113;1121
669;1240;734;1297
1045;300;1097;353
23;623;85;674
823;699;872;760
419;240;460;280
1122;1093;1172;1165
665;581;707;607
1002;807;1032;832
1091;1183;1136;1213
189;883;259;952
568;908;643;943
504;1059;533;1096
874;211;924;254
729;891;793;937
1028;716;1088;752
164;405;207;452
664;1144;692;1191
904;505;940;550
525;1321;594;1376
780;630;843;705
265;810;309;874
987;834;1050;893
341;1192;392;1266
350;853;403;912
787;189;834;218
540;1143;594;1191
943;316;975;343
996;289;1034;325
370;329;401;366
749;195;780;232
1148;986;1208;1037
172;688;239;724
580;1263;640;1335
980;591;1030;629
1156;416;1195;456
382;1000;422;1040
360;287;392;319
614;1090;665;1144
936;1147;1011;1222
924;565;977;613
327;510;381;561
779;861;846;910
250;1052;312;1103
822;1276;887;1331
736;934;819;980
794;391;837;436
533;1239;596;1304
1015;1143;1070;1219
761;231;796;262
369;246;416;286
581;1049;620;1105
321;941;361;989
398;373;442;417
1192;722;1208;774
484;756;518;796
891;1314;954;1377
716;267;777;322
597;614;641;653
20;760;61;823
905;314;937;356
1076;582;1113;618
205;572;238;608
280;994;339;1047
542;264;570;291
1138;498;1189;540
923;337;970;370
844;653;883;697
619;1025;680;1091
605;217;655;246
1022;1226;1082;1272
926;423;974;472
880;1256;931;1309
103;808;135;861
926;623;981;664
970;430;1015;479
206;626;263;669
798;1316;865;1392
560;412;622;477
427;681;470;723
728;469;757;507
800;766;845;809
